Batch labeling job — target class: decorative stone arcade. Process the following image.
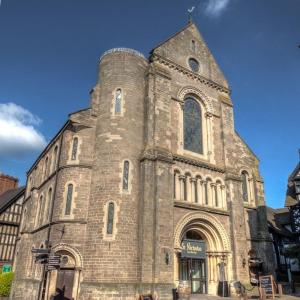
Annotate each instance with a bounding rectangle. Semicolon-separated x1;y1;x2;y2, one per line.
174;212;232;295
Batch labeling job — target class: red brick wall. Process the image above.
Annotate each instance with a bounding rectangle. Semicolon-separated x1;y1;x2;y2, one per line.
0;174;18;195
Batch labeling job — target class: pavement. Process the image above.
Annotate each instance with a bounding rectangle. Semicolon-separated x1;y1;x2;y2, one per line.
187;295;300;300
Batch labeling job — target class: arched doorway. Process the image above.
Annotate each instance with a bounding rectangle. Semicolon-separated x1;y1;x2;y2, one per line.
174;212;232;295
45;244;82;300
179;230;207;294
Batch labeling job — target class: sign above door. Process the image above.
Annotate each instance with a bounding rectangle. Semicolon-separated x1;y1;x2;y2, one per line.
181;239;206;259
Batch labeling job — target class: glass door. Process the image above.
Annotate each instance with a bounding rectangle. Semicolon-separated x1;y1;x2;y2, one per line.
179;258;207;294
191;259;206;294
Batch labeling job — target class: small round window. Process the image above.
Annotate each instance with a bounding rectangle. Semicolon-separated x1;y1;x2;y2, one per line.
188;58;199;73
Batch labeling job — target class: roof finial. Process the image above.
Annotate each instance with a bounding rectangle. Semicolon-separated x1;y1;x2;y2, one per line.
188;6;195;23
298;149;300;162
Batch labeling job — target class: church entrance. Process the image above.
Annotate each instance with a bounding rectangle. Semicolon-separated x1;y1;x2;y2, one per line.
179;230;207;294
179;258;207;293
54;269;75;300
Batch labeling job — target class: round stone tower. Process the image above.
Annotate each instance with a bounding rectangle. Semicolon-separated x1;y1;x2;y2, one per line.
81;48;148;298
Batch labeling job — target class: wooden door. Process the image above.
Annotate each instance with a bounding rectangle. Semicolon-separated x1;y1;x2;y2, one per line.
55;269;75;300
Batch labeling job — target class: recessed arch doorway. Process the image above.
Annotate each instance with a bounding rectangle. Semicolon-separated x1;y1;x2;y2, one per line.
174;212;232;295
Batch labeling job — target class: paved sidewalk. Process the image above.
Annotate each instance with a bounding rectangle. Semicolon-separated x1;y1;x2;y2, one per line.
188;295;300;300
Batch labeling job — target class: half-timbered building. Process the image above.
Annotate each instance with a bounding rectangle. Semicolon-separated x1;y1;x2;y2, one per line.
0;186;25;268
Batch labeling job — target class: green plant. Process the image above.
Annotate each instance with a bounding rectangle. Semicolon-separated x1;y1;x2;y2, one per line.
0;272;14;297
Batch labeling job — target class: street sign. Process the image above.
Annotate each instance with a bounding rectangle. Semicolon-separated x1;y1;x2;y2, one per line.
31;248;50;254
35;253;49;264
49;255;61;267
2;264;12;273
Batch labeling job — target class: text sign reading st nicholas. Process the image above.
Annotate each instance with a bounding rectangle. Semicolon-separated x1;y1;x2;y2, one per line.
181;239;206;259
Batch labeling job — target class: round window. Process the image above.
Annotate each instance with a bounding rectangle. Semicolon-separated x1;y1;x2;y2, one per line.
188;58;200;73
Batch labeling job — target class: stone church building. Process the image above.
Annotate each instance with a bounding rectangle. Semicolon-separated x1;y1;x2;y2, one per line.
11;22;274;299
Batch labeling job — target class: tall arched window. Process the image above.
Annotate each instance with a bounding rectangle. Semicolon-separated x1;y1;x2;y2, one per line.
52;145;58;172
204;180;210;205
184;97;203;154
183;177;187;201
65;184;73;216
191;40;196;52
241;171;249;202
71;137;78;160
44;157;49;178
36;195;43;226
45;188;52;222
107;202;115;235
122;160;129;191
213;184;220;207
194;178;198;203
115;89;122;114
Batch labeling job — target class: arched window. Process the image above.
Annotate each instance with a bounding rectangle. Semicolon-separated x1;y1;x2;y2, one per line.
45;188;52;222
194;178;198;203
205;179;212;205
107;202;115;235
191;40;196;52
52;145;58;172
122;160;129;191
65;184;73;216
184;98;203;154
115;89;122;114
71;137;78;160
44;157;49;178
241;171;249;202
183;177;187;201
36;195;43;226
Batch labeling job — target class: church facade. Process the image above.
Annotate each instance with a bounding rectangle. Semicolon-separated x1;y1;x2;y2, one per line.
11;22;274;300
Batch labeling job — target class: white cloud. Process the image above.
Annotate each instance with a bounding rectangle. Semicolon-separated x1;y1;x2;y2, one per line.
203;0;231;17
0;102;47;158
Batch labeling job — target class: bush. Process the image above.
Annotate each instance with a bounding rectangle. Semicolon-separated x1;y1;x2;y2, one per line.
0;272;14;297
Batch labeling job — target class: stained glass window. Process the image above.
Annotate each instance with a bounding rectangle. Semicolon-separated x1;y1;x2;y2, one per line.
241;171;248;202
71;138;78;160
65;184;73;215
184;98;203;154
188;58;199;72
123;160;129;190
107;202;115;234
115;89;122;114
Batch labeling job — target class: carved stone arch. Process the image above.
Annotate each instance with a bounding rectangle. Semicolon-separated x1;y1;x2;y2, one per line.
174;211;231;251
51;243;83;268
214;177;225;185
178;86;214;114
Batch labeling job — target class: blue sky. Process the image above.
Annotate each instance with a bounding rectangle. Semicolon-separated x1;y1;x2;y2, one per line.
0;0;299;208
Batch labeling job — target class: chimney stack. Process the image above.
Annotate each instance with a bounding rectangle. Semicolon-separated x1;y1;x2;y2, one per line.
0;173;18;196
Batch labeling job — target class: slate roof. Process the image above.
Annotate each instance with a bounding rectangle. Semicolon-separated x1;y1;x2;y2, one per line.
0;186;25;214
285;163;300;207
267;206;292;237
